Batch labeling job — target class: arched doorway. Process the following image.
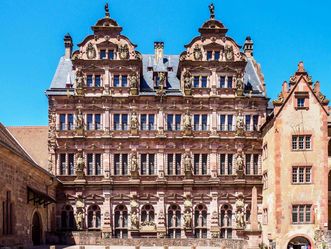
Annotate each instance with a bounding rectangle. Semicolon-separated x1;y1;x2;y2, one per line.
287;236;311;249
32;212;42;245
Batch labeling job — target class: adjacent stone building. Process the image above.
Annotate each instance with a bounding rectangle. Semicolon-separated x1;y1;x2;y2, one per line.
1;3;330;249
0;123;58;247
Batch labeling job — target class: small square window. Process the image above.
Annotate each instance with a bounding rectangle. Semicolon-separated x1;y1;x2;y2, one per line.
297;98;305;108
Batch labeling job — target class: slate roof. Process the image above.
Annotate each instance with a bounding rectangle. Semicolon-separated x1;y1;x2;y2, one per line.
47;55;265;97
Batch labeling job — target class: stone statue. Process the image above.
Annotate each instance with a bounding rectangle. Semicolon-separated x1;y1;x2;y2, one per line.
105;3;110;17
183;71;192;89
209;3;215;19
76;154;85;174
75;211;84;230
130;210;139;229
236;113;244;131
273;92;284;105
235;153;244;171
183;111;192;131
184;153;192;173
130;112;139;130
130;198;139;209
76;110;84;130
184;196;193;210
225;45;234;61
119;44;129;59
75;69;84;89
129;72;138;88
193;44;203;61
86;43;96;59
236;76;244;96
235;194;245;229
183;211;192;229
130;153;138;173
223;213;229;227
158;72;166;87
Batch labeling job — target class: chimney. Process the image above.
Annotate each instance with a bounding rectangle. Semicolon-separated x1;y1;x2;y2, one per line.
244;36;253;58
154;41;164;63
64;33;73;59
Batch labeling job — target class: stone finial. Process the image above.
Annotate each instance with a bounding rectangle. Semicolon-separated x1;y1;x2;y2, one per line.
244;36;253;58
314;81;320;94
154;41;164;62
209;3;215;19
64;33;73;59
297;61;305;73
105;3;110;18
282;81;288;95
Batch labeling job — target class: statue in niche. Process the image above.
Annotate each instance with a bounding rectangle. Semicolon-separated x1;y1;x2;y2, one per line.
129;72;138;89
76;154;85;177
236;112;245;136
225;45;234;61
235;153;244;172
236;75;244;96
235;194;245;229
183;71;192;89
75;211;84;230
119;44;129;59
130;153;138;175
184;153;192;173
183;210;192;229
183;111;192;131
193;44;203;61
130;112;139;130
75;69;84;89
86;43;96;59
76;110;84;130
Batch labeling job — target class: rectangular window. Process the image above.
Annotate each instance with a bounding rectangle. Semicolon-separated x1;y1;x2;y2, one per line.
214;51;220;61
228;154;233;175
227;76;233;88
175;114;181;130
263;172;268;190
201;114;207;131
114;75;120;87
207;51;212;60
220;115;226;131
292;205;312;224
87;75;93;87
68;154;74;175
175;154;181;175
3;191;13;235
228;115;233;131
167;154;174;175
95;154;101;175
292;135;312;150
114;154;120;175
100;50;106;59
245;154;251;175
167;154;182;175
167;114;173;131
220;154;226;175
201;154;208;175
201;76;207;88
193;154;208;175
122;75;128;87
68;114;74;130
87;154;93;175
140;154;155;175
114;154;127;175
292;166;312;184
141;114;147;130
220;76;226;88
253;154;259;175
87;114;93;130
194;115;200;131
114;114;120;130
297;98;305;108
108;50;114;60
253;115;259;131
60;154;66;175
95;114;101;130
122;154;128;175
148;114;155;130
95;75;101;87
149;154;155;175
245;115;251;131
122;114;128;130
193;76;199;88
194;154;200;175
60;114;66;130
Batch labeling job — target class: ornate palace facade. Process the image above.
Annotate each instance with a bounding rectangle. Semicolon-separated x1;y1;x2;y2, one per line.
40;3;331;249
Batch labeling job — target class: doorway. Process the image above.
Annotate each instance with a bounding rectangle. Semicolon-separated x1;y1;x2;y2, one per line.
32;211;42;245
287;236;311;249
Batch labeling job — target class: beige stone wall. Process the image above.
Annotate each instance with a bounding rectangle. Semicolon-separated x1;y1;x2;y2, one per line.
0;146;57;247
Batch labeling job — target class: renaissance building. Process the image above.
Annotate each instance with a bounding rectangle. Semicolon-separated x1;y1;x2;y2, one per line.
1;3;330;249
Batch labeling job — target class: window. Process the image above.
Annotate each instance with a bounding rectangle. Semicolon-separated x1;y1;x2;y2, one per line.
207;51;212;60
141;204;155;224
263;208;268;225
227;76;233;88
220;76;226;88
122;75;128;87
292;167;312;184
68;154;74;175
140;114;155;130
214;51;220;61
88;205;101;229
167;114;181;131
87;114;93;130
193;75;208;88
245;115;251;131
95;75;101;87
86;114;102;130
227;115;233;131
292;205;312;224
87;75;93;87
263;172;268;190
61;205;74;230
2;191;13;235
86;153;102;176
86;74;102;87
220;115;226;131
219;114;234;131
114;154;128;175
100;50;106;59
140;154;155;175
262;144;268;160
194;204;207;238
114;75;120;87
245;154;259;175
220;204;232;238
95;114;101;130
59;153;75;175
113;114;128;130
193;154;208;175
113;74;128;87
194;114;208;131
245;154;251;175
114;205;128;238
168;204;181;238
59;114;74;130
292;135;312;150
108;50;114;60
167;154;181;175
253;115;259;131
297;98;305;108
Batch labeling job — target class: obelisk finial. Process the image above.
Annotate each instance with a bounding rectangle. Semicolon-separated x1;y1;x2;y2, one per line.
105;3;110;18
209;3;215;19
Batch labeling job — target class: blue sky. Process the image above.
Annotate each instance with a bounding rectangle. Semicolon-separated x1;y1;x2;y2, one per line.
0;0;330;126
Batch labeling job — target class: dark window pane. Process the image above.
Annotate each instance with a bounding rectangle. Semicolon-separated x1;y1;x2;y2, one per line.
227;76;233;88
194;115;200;130
194;76;199;88
68;154;74;175
220;154;225;175
149;114;155;130
95;114;101;130
220;115;226;131
201;76;207;88
175;115;181;130
60;154;66;175
175;154;181;175
108;50;114;60
149;154;155;174
228;154;233;175
114;114;120;130
114;75;120;87
114;154;120;175
68;114;74;130
201;154;207;175
220;76;226;88
201;115;207;130
87;75;93;87
245;115;251;131
167;114;173;131
60;114;66;130
87;114;93;130
141;154;147;175
214;51;220;61
122;75;127;87
253;115;259;131
95;154;101;175
207;51;212;60
141;114;147;130
95;75;101;87
87;154;93;175
122;154;128;175
100;50;106;59
122;114;128;130
168;154;173;175
228;115;233;131
194;154;200;175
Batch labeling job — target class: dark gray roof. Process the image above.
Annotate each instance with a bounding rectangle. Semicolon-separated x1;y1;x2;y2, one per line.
47;54;265;97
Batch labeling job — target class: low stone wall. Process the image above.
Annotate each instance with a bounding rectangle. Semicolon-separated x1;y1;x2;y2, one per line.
46;232;247;249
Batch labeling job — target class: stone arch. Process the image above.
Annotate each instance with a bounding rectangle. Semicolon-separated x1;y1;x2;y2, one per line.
31;210;43;245
286;235;312;249
167;203;181;238
219;203;233;239
87;204;101;229
194;203;207;238
141;203;155;224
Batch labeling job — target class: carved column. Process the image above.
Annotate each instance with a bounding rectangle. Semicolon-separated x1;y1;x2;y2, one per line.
209;150;218;178
157;148;165;178
157;107;165;136
156;192;166;238
250;186;258;231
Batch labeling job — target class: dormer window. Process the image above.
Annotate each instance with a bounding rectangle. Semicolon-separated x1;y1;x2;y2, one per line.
297;98;305;108
207;51;212;61
294;92;309;110
100;50;106;59
108;50;114;60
